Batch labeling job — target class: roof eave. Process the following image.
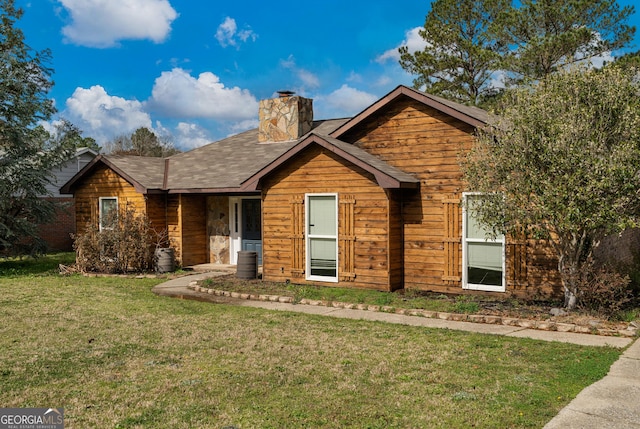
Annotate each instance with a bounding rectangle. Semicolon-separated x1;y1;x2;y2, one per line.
59;155;150;195
330;85;486;139
167;187;259;195
240;134;418;191
59;155;103;194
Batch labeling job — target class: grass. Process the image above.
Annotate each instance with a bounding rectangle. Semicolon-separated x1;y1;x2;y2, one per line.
201;275;640;324
201;276;483;313
0;254;624;428
201;276;546;316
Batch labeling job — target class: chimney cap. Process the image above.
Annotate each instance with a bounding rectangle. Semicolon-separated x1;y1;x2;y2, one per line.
277;90;295;97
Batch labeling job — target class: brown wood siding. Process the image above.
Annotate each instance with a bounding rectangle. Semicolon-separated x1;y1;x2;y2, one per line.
74;164;147;235
178;194;207;266
442;196;462;284
388;190;404;290
338;195;356;282
341;96;560;298
261;145;394;291
146;194;168;246
525;239;562;299
166;195;181;263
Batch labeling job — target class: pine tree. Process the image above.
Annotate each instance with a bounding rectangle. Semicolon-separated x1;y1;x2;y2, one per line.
0;0;74;255
399;0;509;106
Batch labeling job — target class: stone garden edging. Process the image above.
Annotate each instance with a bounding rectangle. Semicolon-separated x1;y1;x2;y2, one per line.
188;282;638;338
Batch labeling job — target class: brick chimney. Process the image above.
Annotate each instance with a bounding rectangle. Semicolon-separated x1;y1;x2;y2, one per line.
258;91;313;142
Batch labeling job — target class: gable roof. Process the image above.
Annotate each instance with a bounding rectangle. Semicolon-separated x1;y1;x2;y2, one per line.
60;154;166;194
330;85;488;139
60;85;487;195
162;118;349;193
241;133;420;191
61;119;349;195
74;147;99;158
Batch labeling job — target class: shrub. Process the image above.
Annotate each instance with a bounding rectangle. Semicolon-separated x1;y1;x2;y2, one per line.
577;264;633;319
73;208;165;274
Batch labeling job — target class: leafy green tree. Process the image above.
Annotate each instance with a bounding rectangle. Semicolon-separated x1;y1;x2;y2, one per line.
51;120;101;152
0;0;74;255
462;66;640;308
613;49;640;70
499;0;635;82
131;127;162;156
401;0;635;102
105;127;179;157
399;0;509;105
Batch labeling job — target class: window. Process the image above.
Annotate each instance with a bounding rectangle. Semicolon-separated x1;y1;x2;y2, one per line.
99;197;118;231
306;194;338;282
462;193;505;292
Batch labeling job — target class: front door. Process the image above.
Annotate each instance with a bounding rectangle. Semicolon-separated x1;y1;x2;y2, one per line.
241;199;262;264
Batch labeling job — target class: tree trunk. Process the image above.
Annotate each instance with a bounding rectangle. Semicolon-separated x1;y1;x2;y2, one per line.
556;231;589;310
564;286;577;309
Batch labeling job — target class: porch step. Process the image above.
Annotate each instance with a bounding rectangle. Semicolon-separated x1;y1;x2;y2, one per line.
186;263;262;275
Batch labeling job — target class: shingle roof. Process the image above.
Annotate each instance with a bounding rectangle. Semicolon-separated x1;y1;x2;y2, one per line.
242;133;420;190
104;155;166;190
164;118;349;192
61;85;489;195
321;135;420;186
60;154;166;194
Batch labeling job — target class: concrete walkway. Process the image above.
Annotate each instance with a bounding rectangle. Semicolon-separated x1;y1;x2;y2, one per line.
152;271;639;428
544;339;640;429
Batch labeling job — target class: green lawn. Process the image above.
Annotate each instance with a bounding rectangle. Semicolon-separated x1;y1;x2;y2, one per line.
0;254;622;428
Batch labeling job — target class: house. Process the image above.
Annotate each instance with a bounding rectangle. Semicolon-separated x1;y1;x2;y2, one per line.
61;86;562;298
39;147;98;251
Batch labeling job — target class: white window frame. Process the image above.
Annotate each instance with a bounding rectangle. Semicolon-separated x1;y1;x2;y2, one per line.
462;192;505;292
99;197;118;231
305;193;339;283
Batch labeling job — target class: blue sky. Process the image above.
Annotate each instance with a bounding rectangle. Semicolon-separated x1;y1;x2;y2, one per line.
16;0;640;150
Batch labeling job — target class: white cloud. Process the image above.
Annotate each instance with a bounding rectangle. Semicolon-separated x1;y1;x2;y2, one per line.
39;119;63;136
583;52;614;68
215;17;257;48
229;119;259;133
574;33;614;69
297;69;320;88
314;85;378;119
280;55;320;89
149;68;259;120
487;70;508;90
376;27;428;63
346;71;363;83
375;75;393;87
174;122;213;149
59;0;178;48
63;85;152;143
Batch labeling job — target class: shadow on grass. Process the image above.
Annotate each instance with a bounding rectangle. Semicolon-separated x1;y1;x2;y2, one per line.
0;252;75;277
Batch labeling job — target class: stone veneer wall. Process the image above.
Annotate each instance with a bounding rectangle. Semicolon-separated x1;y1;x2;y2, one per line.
207;196;230;264
258;95;313;142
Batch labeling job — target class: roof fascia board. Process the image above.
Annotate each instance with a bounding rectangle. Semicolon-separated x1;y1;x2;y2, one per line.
167;188;260;195
59;155;149;194
241;134;417;191
330;85;485;139
101;159;149;194
59;154;103;194
75;147;99;157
